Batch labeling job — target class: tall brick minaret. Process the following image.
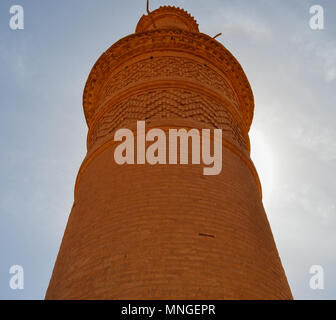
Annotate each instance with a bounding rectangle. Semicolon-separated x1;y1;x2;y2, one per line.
46;5;292;299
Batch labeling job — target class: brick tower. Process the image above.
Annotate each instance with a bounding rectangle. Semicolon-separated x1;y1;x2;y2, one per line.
46;5;292;299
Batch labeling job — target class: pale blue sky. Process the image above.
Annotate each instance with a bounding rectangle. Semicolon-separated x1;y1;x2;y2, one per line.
0;0;335;299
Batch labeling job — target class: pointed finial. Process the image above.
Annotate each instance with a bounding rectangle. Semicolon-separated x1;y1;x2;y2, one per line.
146;0;157;29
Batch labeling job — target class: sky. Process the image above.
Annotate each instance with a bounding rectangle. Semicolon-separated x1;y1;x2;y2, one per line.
0;0;335;300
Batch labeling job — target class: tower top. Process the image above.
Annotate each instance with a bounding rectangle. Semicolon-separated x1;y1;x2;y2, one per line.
83;4;255;132
136;5;199;33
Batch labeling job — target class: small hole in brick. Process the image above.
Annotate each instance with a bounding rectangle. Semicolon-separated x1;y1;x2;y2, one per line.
150;56;154;60
199;233;215;238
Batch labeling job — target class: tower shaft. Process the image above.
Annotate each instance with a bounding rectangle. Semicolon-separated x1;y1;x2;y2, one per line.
46;6;292;300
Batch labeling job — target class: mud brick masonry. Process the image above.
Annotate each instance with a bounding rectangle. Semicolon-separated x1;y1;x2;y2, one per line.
45;5;293;299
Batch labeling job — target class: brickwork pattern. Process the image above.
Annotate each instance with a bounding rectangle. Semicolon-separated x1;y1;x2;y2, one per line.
99;56;239;108
82;29;254;128
89;88;247;152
